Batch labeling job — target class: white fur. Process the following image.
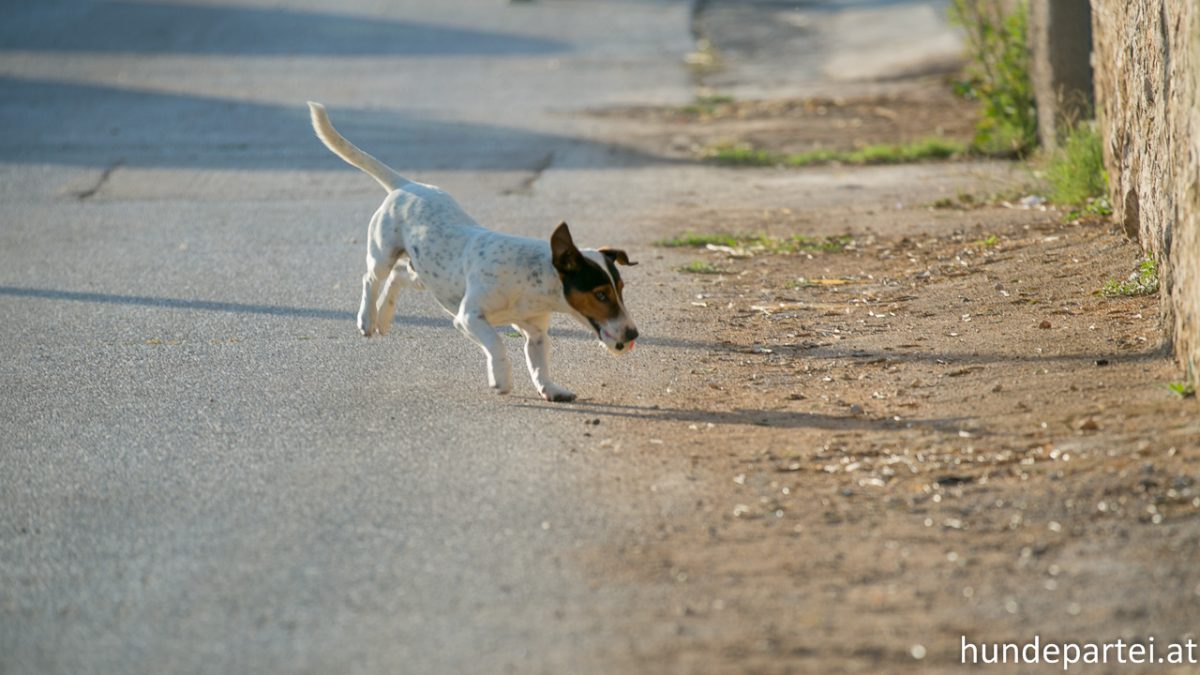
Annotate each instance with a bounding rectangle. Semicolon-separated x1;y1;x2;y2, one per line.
309;102;637;401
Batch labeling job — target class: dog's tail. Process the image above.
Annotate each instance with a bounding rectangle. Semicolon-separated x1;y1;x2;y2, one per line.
308;101;407;192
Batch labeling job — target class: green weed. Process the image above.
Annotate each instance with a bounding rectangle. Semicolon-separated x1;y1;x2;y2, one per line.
949;0;1037;156
677;261;723;274
1099;258;1159;297
658;232;853;254
707;138;964;167
681;94;736;116
1064;197;1113;222
1167;381;1197;398
1046;123;1107;207
656;232;743;248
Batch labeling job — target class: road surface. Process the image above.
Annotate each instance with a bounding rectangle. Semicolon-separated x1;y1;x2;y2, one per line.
0;2;699;672
0;1;982;672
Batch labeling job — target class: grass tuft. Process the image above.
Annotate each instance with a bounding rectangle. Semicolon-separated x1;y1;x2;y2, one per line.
681;94;736;116
1046;123;1107;207
677;261;723;274
1099;258;1159;298
656;232;743;248
657;232;853;254
707;138;965;168
1167;381;1197;399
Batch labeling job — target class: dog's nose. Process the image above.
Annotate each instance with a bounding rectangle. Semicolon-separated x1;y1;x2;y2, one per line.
624;327;639;342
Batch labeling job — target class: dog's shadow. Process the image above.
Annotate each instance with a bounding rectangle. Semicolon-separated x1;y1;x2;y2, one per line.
0;285;728;351
513;399;980;435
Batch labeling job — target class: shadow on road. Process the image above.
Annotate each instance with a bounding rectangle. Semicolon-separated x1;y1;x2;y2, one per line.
789;344;1168;367
513;399;979;434
0;285;725;351
0;77;678;171
1;1;568;56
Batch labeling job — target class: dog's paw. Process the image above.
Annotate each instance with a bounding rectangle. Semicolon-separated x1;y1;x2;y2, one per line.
540;385;576;403
491;382;512;395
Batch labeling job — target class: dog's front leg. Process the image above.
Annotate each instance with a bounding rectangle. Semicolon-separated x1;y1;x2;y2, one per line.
453;300;512;394
515;318;575;402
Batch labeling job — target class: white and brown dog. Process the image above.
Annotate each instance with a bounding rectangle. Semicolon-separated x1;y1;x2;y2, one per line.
308;102;638;402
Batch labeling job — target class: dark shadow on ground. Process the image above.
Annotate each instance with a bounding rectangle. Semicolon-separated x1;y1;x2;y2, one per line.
0;78;677;171
0;1;568;56
775;344;1168;367
0;286;724;351
513;399;977;433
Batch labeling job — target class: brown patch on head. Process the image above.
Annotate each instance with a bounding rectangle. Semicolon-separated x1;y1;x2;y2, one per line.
564;284;622;328
550;223;624;331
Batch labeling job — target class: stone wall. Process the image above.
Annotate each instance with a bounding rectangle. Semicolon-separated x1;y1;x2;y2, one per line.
1091;0;1200;385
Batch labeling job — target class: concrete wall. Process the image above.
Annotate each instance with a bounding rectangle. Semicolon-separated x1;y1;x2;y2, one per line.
1091;0;1200;385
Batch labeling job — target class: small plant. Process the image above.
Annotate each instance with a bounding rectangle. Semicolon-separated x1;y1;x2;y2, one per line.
681;94;735;116
1099;257;1159;297
707;138;965;167
976;234;1000;248
949;0;1037;156
657;232;853;254
930;190;981;209
1046;123;1107;207
677;260;722;274
656;232;743;248
1167;381;1196;399
708;145;778;166
1064;197;1113;222
774;234;854;253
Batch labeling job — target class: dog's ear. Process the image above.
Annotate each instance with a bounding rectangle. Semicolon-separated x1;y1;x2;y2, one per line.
550;222;582;272
599;247;638;266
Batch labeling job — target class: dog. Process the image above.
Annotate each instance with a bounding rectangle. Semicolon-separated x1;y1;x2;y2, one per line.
308;102;639;402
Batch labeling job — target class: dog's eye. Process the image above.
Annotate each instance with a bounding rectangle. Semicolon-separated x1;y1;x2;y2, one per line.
594;291;608;303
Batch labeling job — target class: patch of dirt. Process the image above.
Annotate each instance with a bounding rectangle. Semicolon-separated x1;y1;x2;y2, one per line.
585;207;1200;673
588;87;978;160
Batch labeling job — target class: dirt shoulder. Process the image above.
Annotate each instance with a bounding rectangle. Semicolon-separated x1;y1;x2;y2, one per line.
589;87;978;161
577;95;1200;673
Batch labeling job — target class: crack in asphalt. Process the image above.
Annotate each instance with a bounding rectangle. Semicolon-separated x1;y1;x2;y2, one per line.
501;151;554;195
73;158;124;200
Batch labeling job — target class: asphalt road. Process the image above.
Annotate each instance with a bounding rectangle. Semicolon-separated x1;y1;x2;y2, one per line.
0;2;697;672
0;1;993;672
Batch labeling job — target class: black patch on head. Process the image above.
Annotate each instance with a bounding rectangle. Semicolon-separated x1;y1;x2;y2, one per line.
602;258;624;300
559;256;613;297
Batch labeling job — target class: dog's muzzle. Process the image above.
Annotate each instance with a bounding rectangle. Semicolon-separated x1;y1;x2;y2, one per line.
601;325;639;354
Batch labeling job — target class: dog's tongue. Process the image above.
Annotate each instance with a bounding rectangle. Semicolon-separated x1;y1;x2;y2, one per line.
627;340;635;351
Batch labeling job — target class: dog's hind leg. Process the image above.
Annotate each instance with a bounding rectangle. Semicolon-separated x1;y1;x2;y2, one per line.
515;317;575;402
375;258;420;337
358;252;397;337
453;297;512;394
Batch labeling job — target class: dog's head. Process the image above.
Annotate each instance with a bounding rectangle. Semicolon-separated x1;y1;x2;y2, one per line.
550;222;639;355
